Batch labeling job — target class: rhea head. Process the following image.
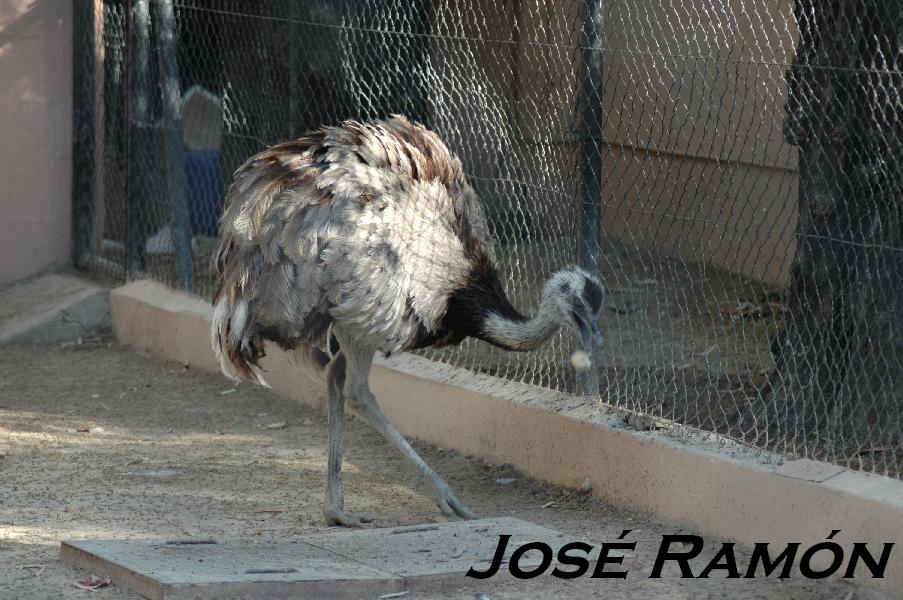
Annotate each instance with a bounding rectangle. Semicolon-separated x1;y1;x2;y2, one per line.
480;265;605;356
544;266;605;354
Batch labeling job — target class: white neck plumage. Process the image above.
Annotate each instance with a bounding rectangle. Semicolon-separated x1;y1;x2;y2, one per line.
481;294;561;351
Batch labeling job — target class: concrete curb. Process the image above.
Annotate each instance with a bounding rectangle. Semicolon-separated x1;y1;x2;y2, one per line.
111;280;903;592
0;274;110;344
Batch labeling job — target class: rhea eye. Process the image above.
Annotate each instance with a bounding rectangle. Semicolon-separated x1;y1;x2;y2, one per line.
560;283;570;293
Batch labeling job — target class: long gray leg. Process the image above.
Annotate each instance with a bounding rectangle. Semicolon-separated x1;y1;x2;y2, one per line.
337;332;477;520
323;351;374;527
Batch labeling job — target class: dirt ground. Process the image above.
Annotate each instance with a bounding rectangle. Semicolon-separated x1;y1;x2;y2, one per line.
0;337;888;599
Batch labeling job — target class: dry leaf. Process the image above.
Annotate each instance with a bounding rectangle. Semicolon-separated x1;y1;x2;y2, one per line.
720;301;759;319
379;593;410;599
541;501;556;509
21;565;45;577
76;428;89;433
74;574;111;590
719;299;786;321
607;301;637;315
495;477;515;485
265;422;287;430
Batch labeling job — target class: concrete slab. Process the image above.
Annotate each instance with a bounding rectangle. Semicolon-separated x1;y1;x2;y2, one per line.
0;273;109;344
60;518;568;599
305;517;572;589
60;538;403;600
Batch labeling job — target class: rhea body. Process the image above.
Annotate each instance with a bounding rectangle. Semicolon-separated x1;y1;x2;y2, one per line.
212;116;604;525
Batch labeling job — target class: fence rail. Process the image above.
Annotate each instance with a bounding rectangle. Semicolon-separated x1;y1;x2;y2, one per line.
73;0;902;478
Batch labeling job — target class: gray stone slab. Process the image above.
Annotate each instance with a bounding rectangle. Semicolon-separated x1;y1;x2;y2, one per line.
304;517;569;587
60;518;570;599
61;538;403;600
0;274;110;344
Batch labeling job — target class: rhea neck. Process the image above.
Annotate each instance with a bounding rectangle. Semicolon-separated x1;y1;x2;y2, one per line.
480;297;561;350
441;262;562;352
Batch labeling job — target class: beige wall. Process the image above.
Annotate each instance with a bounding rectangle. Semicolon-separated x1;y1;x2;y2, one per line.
432;0;800;287
600;0;800;286
0;0;72;286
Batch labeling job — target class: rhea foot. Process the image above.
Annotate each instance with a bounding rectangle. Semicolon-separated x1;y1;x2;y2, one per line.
431;479;478;520
324;507;376;527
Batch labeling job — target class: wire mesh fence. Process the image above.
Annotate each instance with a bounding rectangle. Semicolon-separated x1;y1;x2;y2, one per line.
72;0;902;477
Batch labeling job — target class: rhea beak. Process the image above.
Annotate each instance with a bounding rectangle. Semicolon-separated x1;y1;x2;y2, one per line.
572;310;604;354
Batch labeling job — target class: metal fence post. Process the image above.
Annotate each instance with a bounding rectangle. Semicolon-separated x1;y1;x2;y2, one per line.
407;0;431;126
579;0;604;271
154;0;194;292
576;0;605;396
127;0;151;276
72;0;98;269
290;0;309;138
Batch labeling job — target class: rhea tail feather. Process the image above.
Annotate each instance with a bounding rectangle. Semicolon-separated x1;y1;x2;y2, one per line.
211;290;270;387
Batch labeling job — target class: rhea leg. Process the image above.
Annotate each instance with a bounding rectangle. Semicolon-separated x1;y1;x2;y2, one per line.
337;332;477;520
323;351;374;526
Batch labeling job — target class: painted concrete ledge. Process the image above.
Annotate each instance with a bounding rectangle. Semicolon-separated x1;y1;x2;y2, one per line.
111;280;903;592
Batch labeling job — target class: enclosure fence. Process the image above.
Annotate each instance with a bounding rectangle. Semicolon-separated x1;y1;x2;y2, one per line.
72;0;902;478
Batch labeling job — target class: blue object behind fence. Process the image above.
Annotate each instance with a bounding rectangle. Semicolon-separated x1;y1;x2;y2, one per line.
186;150;223;237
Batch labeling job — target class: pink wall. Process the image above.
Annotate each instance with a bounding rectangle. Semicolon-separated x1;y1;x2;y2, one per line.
0;0;72;286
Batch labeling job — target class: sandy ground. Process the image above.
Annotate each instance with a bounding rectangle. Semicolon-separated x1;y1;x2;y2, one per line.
0;337;887;599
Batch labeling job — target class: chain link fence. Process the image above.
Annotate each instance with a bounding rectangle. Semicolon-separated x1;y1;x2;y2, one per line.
72;0;902;477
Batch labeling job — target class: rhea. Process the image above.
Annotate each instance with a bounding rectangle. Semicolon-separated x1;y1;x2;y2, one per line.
212;116;604;526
